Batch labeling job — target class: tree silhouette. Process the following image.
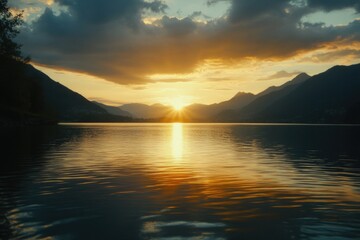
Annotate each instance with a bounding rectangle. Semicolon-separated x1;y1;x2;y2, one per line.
0;0;29;62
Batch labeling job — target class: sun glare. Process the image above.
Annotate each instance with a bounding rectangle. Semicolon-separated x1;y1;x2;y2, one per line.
172;98;185;111
173;104;183;111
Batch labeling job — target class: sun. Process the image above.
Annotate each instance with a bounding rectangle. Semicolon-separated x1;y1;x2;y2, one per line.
171;98;185;111
173;103;183;111
173;102;184;111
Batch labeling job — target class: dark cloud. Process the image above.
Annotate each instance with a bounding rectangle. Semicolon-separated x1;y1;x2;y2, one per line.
54;0;167;26
307;0;360;12
143;0;168;13
159;16;197;37
19;0;174;84
16;0;360;85
228;0;290;22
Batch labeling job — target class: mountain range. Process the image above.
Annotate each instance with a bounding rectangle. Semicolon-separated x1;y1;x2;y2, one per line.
1;57;359;125
94;73;309;121
230;64;360;123
112;64;360;124
107;72;310;121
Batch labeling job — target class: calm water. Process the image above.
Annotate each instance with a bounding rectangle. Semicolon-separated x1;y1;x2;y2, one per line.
0;123;360;240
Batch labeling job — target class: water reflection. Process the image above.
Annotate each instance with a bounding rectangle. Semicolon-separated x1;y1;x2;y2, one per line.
0;123;359;239
172;123;183;160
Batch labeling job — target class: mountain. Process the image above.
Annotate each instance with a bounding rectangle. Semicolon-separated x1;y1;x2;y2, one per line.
257;73;310;97
24;65;131;122
189;74;309;122
3;57;358;124
0;58;53;125
0;58;130;124
184;92;256;121
118;91;255;121
119;103;173;119
216;73;312;121
93;101;132;117
225;63;360;123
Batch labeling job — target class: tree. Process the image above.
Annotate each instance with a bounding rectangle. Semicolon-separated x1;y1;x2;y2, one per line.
0;0;28;62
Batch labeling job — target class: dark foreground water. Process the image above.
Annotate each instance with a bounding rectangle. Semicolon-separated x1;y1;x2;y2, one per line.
0;123;360;240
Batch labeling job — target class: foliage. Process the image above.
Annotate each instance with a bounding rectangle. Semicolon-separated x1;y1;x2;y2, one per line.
0;0;29;62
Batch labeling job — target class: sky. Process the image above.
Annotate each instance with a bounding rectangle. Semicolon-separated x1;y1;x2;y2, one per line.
9;0;360;107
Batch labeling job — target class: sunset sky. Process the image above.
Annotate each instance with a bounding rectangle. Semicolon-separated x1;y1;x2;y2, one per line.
10;0;360;107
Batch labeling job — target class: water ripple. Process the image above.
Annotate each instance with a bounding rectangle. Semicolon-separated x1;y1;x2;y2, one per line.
0;123;359;239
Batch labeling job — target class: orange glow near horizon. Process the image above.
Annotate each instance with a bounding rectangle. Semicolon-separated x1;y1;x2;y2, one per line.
171;98;186;111
34;47;360;107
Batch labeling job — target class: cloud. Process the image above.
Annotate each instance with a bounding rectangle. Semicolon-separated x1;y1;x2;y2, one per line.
8;0;54;21
150;78;191;83
307;0;360;12
54;0;166;25
206;76;240;82
304;48;360;62
16;0;360;85
228;0;290;23
259;70;301;80
158;16;197;37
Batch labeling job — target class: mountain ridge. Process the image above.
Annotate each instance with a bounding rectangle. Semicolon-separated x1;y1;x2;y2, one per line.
93;101;132;117
2;59;359;124
224;63;360;123
0;59;131;125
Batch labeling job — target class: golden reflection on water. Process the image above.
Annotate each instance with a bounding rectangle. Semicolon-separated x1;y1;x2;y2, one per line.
2;124;360;239
171;123;183;160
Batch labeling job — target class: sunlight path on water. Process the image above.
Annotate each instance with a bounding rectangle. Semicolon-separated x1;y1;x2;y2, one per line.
172;123;183;160
1;124;360;239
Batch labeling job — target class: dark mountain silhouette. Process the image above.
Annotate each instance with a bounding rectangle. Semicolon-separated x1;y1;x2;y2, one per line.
0;59;130;125
184;92;256;121
205;74;310;122
0;58;53;125
2;58;358;124
92;101;132;117
222;63;360;123
217;74;311;121
257;73;310;97
24;65;131;122
182;74;309;122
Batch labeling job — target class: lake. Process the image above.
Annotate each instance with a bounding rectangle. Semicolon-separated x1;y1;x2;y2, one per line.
0;123;360;239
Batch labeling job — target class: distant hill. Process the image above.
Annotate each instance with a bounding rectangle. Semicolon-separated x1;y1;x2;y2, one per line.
93;101;132;117
117;75;312;122
118;92;256;121
223;63;360;123
119;103;173;119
